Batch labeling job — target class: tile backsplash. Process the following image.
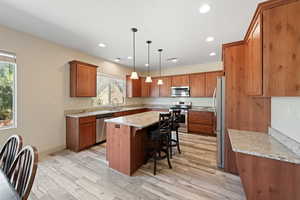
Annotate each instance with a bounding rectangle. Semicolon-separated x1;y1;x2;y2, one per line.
142;97;214;107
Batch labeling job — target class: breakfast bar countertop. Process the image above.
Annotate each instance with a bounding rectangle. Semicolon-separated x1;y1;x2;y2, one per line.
104;111;163;129
228;129;300;164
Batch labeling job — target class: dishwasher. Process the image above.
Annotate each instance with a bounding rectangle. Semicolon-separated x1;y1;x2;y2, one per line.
96;113;114;143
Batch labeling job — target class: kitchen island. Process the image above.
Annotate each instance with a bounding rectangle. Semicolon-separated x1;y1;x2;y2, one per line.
104;111;163;176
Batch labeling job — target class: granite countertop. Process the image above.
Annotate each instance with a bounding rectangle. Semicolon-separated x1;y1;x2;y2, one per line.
228;129;300;164
65;106;147;118
105;111;164;129
65;105;215;118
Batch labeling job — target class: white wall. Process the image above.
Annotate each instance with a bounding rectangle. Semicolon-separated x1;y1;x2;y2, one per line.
0;24;135;155
271;97;300;143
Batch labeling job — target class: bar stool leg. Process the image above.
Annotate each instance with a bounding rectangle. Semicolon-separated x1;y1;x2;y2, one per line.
166;147;172;169
169;132;173;159
153;151;157;175
176;129;181;154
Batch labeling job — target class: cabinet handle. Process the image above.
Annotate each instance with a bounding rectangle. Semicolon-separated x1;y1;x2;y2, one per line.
115;124;120;128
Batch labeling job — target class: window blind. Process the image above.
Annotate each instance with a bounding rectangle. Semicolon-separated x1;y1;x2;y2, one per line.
0;50;16;63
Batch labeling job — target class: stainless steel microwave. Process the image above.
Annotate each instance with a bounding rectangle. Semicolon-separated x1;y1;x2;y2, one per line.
171;86;190;97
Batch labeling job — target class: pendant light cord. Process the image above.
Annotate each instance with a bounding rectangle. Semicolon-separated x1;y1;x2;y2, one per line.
158;49;162;78
133;30;136;72
147;43;150;75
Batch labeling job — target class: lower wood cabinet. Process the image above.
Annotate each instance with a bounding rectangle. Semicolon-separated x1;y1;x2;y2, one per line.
188;111;215;136
66;116;96;152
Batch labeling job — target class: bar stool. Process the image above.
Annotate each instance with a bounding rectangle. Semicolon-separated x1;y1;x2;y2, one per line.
147;112;172;175
170;110;181;158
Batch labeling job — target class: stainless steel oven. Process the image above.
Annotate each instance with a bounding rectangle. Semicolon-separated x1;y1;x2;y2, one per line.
171;86;190;97
169;102;192;133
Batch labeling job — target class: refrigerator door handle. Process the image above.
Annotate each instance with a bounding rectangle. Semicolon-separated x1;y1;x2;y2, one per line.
212;87;217;116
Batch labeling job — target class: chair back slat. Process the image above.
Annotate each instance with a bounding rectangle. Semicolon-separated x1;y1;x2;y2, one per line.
7;145;38;200
159;113;172;133
0;135;23;175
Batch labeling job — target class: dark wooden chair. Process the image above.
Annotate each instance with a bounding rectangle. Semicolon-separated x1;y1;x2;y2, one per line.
170;110;181;158
0;135;23;175
147;112;172;175
7;145;38;200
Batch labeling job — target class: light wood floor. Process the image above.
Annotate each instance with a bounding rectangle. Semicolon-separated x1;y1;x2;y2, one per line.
29;133;246;200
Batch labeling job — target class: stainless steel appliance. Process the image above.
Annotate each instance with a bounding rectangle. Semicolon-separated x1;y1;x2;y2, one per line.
214;76;226;169
171;86;190;97
169;101;192;133
96;113;113;143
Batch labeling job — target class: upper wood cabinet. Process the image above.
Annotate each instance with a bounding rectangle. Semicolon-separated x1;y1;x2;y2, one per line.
69;61;98;97
150;78;159;97
245;15;262;96
126;75;141;97
140;77;150;97
205;71;224;97
262;1;300;96
171;75;189;87
189;73;206;97
159;77;172;97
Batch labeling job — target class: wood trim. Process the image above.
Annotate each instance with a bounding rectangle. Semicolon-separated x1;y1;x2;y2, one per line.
69;60;98;68
244;0;299;40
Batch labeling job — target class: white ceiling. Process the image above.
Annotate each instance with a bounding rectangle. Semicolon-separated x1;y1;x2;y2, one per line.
0;0;264;70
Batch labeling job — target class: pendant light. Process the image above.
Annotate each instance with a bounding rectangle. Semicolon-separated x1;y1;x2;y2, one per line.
130;28;139;79
145;40;152;83
157;49;163;85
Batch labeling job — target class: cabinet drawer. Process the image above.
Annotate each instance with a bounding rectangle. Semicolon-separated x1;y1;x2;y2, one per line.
79;116;96;124
188;123;214;135
189;111;213;125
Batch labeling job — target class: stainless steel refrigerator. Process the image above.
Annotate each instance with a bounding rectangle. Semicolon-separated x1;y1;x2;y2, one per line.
213;76;225;169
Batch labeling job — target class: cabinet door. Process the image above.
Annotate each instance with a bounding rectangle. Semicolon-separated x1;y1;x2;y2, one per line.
205;71;224;97
159;77;172;97
76;63;97;97
79;122;96;150
126;75;141;97
140;77;150;97
171;75;189;87
189;73;206;97
263;1;300;96
150;78;159;97
246;15;262;96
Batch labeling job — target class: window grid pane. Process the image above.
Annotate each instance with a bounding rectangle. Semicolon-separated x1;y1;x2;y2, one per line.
0;62;16;128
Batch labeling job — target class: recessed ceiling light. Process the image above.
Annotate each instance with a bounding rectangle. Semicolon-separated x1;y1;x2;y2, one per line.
199;4;211;14
145;63;149;67
98;43;106;48
206;36;214;42
114;58;121;62
127;56;132;60
209;52;216;56
167;58;179;63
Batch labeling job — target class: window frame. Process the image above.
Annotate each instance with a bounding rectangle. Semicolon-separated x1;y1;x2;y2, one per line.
96;72;125;106
0;60;17;130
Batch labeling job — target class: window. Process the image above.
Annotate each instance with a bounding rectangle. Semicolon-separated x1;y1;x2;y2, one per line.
0;50;17;129
95;73;125;106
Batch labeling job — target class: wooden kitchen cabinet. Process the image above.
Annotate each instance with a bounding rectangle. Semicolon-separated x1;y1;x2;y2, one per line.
262;1;300;96
189;73;206;97
69;60;98;97
188;111;215;135
171;75;189;87
140;77;150;97
159;77;172;97
126;75;141;97
66;116;96;152
205;71;224;97
245;14;262;96
150;78;159;97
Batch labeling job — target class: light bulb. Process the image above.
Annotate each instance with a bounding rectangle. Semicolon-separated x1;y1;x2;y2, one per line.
130;71;139;79
145;76;152;83
157;79;163;85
